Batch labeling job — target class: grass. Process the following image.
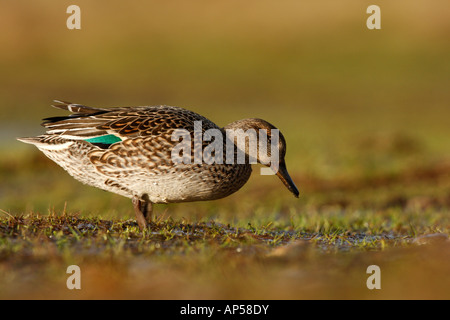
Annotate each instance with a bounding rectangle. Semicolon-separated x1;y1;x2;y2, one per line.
0;209;448;299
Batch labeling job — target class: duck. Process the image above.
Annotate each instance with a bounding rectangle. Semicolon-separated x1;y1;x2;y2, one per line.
18;100;299;230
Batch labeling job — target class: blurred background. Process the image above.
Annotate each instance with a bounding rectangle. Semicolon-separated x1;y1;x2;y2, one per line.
1;0;449;221
1;0;450;301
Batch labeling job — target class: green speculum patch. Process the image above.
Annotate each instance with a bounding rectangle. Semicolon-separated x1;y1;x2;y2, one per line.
85;134;122;148
85;134;122;144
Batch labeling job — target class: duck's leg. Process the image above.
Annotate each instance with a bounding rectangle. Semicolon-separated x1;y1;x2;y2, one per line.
140;194;153;223
132;196;148;230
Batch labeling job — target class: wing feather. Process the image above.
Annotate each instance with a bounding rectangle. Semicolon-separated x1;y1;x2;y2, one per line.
40;101;219;143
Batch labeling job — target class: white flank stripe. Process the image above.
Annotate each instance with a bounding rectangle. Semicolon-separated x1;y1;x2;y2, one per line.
37;141;74;151
47;127;97;134
58;134;102;140
47;123;98;128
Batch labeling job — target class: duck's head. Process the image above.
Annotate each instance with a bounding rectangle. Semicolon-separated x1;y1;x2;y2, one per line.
223;118;299;198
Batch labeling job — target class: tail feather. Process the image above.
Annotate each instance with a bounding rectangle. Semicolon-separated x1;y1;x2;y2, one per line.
17;137;41;145
17;135;75;150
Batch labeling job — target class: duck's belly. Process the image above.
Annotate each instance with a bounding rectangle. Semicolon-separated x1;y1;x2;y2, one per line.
120;164;252;203
38;140;252;204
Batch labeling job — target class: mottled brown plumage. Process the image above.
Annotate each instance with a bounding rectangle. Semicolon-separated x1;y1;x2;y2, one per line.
18;101;299;230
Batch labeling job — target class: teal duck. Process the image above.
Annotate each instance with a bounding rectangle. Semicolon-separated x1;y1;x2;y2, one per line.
18;101;299;229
